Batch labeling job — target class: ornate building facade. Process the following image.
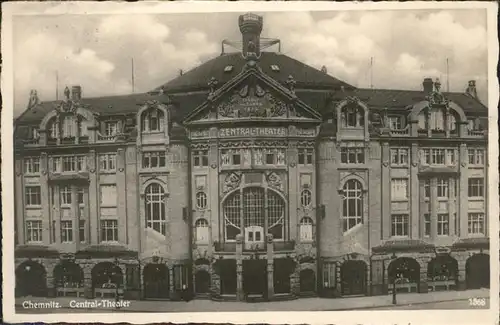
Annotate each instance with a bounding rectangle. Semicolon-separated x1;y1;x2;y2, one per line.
13;13;490;301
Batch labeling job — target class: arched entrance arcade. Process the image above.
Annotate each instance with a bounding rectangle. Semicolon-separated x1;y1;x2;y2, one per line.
388;257;420;293
466;253;489;289
340;260;367;296
143;263;170;299
15;261;47;297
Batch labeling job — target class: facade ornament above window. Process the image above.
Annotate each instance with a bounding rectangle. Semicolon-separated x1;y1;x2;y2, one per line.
426;78;449;107
223;172;242;193
266;171;283;191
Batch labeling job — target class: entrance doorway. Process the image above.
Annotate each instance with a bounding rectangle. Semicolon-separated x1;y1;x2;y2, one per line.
341;260;367;296
243;259;267;296
15;261;47;297
273;258;294;294
143;264;169;299
219;259;237;295
299;269;316;293
195;270;211;294
466;253;490;289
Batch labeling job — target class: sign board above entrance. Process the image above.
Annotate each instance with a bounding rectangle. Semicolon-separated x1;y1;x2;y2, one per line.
219;127;286;138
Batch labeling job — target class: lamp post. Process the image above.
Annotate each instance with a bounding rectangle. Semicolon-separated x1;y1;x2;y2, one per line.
391;252;397;305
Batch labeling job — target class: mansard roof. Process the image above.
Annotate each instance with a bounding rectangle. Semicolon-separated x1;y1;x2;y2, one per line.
153;52;356;93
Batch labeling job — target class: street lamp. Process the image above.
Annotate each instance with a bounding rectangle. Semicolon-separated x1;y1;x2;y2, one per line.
391;252;397;305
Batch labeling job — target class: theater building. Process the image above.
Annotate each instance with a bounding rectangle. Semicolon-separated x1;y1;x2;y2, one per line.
13;13;490;301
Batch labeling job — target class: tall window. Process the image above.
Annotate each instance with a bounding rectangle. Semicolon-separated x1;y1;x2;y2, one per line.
100;220;118;242
390;148;408;165
193;150;209;167
60;221;73;243
25;186;41;206
424;214;430;237
342;105;364;127
299;217;313;241
145;183;166;235
62;116;77;138
422;149;449;165
340;147;365;164
50;120;59;139
77;187;85;205
104;121;118;136
60;186;72;205
437;178;449;198
391;179;408;200
389;116;404;130
142;151;166;169
100;154;116;171
468;149;485;165
195;218;209;243
468;213;485;235
141;108;164;132
437;214;449;236
196;192;208;210
446;149;456;165
341;180;363;232
223;191;241;240
468;178;484;197
298;148;313;165
323;263;336;288
79;220;86;243
24;157;40;174
300;189;312;207
174;265;188;290
429;108;445;130
391;214;409;237
26;220;43;243
448;114;457;132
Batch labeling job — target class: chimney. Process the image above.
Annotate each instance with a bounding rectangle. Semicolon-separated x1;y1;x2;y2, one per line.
466;80;478;98
71;85;82;101
238;13;263;58
422;78;434;93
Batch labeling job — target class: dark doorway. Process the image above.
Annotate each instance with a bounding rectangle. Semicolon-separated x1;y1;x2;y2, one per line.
243;259;267;296
341;260;367;296
91;262;123;293
466;254;490;289
195;270;211;294
15;261;47;297
53;261;84;295
388;257;420;293
427;255;458;291
219;259;237;295
273;258;295;294
299;269;316;293
143;263;169;299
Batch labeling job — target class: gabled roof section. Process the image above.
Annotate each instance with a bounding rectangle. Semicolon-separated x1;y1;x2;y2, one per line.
183;63;323;124
155;52;355;94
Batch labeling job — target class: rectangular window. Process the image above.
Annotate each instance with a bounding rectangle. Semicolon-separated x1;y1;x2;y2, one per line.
340;147;365;164
391;179;408;200
77;187;85;205
421;149;431;165
193;150;209;167
99;154;116;171
104;121;118;136
446;149;456;165
233;151;242;165
24;157;41;174
221;149;241;166
437;214;449;236
468;149;485;165
424;214;430;237
468;178;484;197
77;156;86;172
174;265;188;290
79;220;86;243
390;148;409;165
322;263;336;288
100;219;118;242
60;220;73;243
26;220;43;243
391;214;409;237
142;151;166;169
62;156;77;172
25;186;41;206
389;116;404;130
431;149;445;165
468;213;485;235
298;148;314;165
437;178;449;198
60;185;72;205
100;185;117;207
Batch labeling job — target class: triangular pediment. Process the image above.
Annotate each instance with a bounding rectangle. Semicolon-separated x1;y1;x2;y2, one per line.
184;68;322;124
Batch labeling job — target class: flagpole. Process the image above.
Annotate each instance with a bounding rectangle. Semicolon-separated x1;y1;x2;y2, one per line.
56;71;59;100
131;58;135;93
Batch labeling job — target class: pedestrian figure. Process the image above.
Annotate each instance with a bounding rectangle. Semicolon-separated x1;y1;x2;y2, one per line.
182;284;189;302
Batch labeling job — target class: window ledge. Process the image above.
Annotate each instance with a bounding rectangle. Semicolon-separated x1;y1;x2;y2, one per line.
468;197;485;201
99;241;121;245
99;170;117;174
26;205;42;210
141;131;164;135
391;198;409;203
390;236;410;239
27;241;43;244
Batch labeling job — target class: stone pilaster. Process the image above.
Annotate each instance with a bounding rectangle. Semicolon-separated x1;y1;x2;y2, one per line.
448;177;456;236
40;153;51;245
287;139;298;241
410;144;419;238
46;261;56;297
88;150;99;244
83;263;94;298
14;155;25;244
168;265;174;298
419;180;426;238
418;257;429;293
381;142;391;239
459;144;468;236
116;148;127;244
236;260;244;301
430;177;438;241
267;234;274;300
53;184;61;243
71;184;79;250
456;255;467;290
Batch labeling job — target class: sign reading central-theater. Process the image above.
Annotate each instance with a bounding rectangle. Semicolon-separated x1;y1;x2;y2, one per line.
219;127;287;138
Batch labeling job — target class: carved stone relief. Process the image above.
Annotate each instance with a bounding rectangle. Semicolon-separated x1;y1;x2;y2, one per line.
223;172;242;193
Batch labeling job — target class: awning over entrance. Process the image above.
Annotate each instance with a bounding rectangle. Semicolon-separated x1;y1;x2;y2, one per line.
452;237;489;250
15;245;60;258
75;245;139;259
372;239;435;254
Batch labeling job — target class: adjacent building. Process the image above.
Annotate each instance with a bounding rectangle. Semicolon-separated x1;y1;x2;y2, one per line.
13;13;489;301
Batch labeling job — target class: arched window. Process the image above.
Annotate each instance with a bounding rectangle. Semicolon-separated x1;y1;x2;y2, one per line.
300;189;312;207
195;218;209;243
50;119;59;139
342;105;364;127
196;192;207;210
222;187;285;241
145;183;166;235
448;112;457;132
300;217;313;241
429;108;445;131
341;179;363;232
141;108;164;133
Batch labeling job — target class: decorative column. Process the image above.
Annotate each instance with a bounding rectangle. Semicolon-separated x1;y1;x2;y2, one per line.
410;144;419;238
168;265;175;299
418;257;429;293
381;142;391;240
236;234;244;301
46;261;56;297
456;255;467;290
266;234;274;300
287;135;298;241
83;262;94;298
430;177;438;241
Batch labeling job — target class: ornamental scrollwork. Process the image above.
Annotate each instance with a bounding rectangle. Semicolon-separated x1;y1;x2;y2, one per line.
223;172;242;194
254;140;287;148
266;172;283;192
219;141;253;149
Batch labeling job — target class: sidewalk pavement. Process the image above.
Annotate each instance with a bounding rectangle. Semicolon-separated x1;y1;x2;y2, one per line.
15;288;489;313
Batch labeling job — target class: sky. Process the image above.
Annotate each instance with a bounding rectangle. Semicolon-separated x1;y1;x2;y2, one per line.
12;9;489;117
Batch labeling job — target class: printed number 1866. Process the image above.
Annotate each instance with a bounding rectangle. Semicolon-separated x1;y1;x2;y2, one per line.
469;298;486;307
